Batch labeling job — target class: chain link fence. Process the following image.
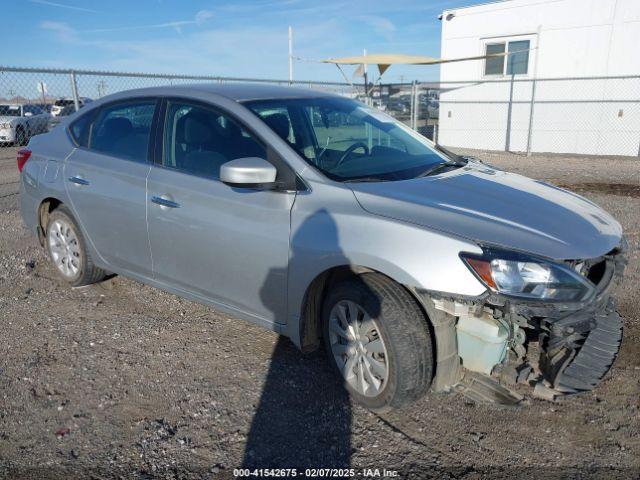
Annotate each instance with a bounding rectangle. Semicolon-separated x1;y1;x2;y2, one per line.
0;66;363;104
1;66;639;157
425;75;640;157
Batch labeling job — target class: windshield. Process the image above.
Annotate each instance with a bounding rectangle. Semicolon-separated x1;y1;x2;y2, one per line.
0;105;21;117
244;97;452;182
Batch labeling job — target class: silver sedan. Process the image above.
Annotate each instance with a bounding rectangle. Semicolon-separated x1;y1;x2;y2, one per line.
18;84;627;409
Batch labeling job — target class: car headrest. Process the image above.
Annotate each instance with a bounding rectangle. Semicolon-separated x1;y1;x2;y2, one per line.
183;113;213;145
212;115;241;139
102;117;132;138
262;113;290;141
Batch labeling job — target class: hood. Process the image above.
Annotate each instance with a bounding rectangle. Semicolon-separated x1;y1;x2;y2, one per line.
349;163;622;260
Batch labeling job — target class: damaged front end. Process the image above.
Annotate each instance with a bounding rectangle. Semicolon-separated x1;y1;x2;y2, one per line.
421;239;628;404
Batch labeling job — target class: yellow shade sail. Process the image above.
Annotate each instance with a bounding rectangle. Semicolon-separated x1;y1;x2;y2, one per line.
322;52;509;75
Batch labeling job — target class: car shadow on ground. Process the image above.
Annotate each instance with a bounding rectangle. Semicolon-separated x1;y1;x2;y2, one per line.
241;338;353;469
243;208;358;469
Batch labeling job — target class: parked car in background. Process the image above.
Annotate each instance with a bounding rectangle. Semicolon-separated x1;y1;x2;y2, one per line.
385;98;410;117
426;99;439;119
48;104;81;131
51;97;91;117
32;103;52;114
18;84;627;410
0;104;51;145
417;95;440;119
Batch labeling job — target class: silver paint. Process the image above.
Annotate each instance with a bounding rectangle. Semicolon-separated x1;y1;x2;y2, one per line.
18;84;624;351
220;157;277;185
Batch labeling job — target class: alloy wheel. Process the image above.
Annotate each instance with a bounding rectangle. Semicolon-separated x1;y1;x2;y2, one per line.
328;300;389;397
48;219;82;278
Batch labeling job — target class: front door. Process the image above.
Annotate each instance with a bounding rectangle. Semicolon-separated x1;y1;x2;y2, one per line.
64;99;158;276
147;99;294;324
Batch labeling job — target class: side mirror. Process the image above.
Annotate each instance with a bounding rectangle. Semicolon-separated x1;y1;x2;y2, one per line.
24;112;33;117
220;157;277;188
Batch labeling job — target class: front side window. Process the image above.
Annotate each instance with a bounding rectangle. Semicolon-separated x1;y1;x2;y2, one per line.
245;97;449;182
484;39;530;76
89;101;156;161
163;101;265;179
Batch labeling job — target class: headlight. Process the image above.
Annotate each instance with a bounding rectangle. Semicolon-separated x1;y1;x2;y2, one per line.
461;248;595;302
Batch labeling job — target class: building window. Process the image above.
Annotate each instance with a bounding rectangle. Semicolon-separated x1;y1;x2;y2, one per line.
485;43;506;75
484;39;530;76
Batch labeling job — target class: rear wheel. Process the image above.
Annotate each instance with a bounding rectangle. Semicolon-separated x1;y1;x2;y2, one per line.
45;205;107;287
322;273;434;411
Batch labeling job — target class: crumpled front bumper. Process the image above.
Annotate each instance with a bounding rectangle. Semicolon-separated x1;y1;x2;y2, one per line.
542;302;622;393
508;243;628;396
424;239;628;402
494;240;627;398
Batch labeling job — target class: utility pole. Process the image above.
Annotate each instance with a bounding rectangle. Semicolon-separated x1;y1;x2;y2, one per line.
288;26;293;85
39;81;46;104
363;48;368;102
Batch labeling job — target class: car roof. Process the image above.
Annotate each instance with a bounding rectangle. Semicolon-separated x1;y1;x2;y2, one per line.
102;83;340;103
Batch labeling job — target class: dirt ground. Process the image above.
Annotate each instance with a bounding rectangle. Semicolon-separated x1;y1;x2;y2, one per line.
0;145;638;479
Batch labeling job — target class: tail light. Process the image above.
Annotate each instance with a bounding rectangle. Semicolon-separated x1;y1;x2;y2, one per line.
17;149;31;172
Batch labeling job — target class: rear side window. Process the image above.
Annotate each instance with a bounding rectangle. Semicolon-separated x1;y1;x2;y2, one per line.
88;101;157;162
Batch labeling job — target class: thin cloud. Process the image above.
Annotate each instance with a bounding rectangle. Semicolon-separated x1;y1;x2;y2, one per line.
356;15;396;34
195;9;214;24
83;9;213;33
85;21;196;33
40;20;78;42
47;18;346;79
29;0;100;13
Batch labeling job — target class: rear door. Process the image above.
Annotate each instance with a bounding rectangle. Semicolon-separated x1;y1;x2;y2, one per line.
147;98;295;323
64;98;158;276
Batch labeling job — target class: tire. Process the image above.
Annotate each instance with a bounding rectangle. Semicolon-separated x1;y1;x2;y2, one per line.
45;205;107;287
322;273;434;411
15;126;27;146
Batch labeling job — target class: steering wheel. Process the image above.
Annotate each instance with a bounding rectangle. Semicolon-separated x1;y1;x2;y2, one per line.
336;142;369;167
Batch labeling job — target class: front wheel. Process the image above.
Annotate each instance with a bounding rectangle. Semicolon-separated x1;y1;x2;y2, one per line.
322;273;434;411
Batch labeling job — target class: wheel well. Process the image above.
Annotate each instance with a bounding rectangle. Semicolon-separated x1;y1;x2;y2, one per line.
298;265;435;355
37;198;63;245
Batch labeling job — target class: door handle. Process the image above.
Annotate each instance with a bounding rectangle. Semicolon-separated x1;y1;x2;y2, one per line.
151;195;180;209
68;176;90;186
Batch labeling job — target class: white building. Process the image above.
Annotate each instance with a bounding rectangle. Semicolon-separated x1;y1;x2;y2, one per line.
438;0;640;156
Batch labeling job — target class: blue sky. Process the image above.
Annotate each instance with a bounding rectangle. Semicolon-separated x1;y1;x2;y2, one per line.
7;0;482;82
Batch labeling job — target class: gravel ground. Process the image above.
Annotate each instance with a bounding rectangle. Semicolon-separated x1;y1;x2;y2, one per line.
0;145;638;479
